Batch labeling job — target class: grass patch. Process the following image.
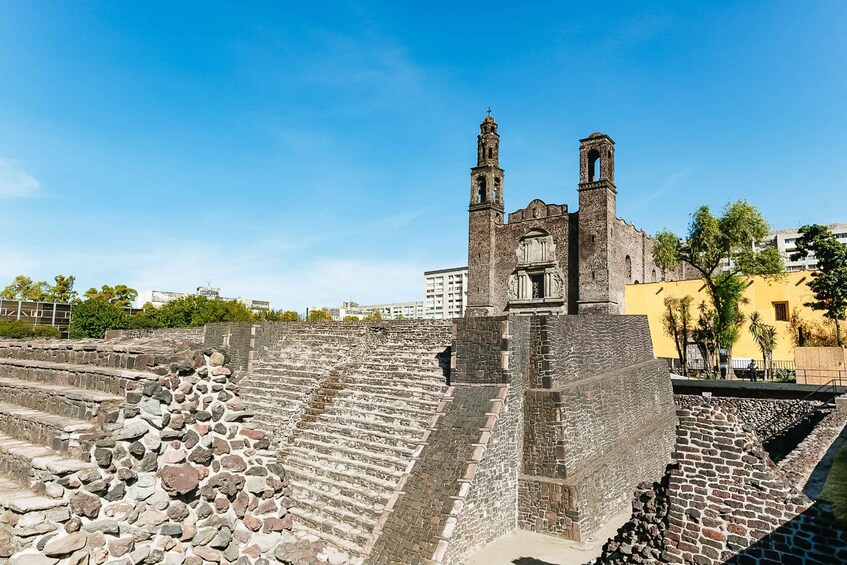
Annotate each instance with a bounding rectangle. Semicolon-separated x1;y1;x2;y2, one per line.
819;442;847;520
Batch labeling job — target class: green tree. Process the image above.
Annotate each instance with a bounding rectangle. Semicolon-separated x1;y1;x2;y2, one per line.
363;308;383;321
128;302;163;329
748;311;777;379
792;224;847;346
45;275;79;304
278;310;302;322
153;295;253;327
653;230;680;281
253;309;302;322
692;302;718;375
307;309;332;322
342;315;360;321
0;275;49;301
84;284;138;309
69;298;129;338
662;295;693;375
661;200;784;377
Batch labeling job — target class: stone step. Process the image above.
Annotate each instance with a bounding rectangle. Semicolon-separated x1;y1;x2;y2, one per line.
0;400;98;453
284;448;404;488
316;396;435;427
288;438;407;471
249;365;335;378
315;406;431;431
329;392;439;418
339;370;446;387
299;420;423;448
0;432;97;492
335;380;445;403
287;468;389;511
280;445;403;488
237;380;314;397
290;491;378;534
241;372;318;386
314;413;429;437
296;429;416;461
0;376;124;423
0;341;174;372
0;476;68;513
289;507;370;551
0;357;151;395
291;521;368;560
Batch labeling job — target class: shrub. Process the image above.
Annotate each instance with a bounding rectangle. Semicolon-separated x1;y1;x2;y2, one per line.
0;320;61;339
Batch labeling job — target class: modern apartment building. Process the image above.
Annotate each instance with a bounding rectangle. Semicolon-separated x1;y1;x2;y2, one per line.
311;300;425;320
424;267;468;319
763;223;847;272
721;222;847;273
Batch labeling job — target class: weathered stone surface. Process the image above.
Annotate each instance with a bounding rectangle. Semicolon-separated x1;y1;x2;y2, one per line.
69;491;101;519
43;532;87;557
113;420;149;441
159;464;200;495
107;536;135;557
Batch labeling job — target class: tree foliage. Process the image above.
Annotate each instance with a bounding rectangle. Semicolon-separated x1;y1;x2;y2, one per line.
789;308;839;347
662;295;693;374
363;308;383;321
659;201;783;377
45;275;79;304
748;311;777;378
84;285;138;309
253;309;303;322
69;298;129;339
653;230;680;281
307;309;332;322
1;275;49;301
1;274;80;304
792;224;847;346
152;295;253;328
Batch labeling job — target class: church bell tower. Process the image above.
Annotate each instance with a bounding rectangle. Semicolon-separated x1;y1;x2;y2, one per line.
466;110;505;317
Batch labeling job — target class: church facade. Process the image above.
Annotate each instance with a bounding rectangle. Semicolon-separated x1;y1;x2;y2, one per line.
466;113;686;317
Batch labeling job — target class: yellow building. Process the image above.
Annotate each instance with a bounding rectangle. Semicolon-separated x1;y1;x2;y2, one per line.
625;270;825;363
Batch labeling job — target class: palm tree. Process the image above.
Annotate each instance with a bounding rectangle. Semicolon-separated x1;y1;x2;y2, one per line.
749;311;777;379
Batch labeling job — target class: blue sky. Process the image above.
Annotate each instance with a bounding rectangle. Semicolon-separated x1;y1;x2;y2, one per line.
1;1;845;312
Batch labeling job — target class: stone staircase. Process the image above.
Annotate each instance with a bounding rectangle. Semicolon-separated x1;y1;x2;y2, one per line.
237;324;369;443
273;322;453;561
0;340;172;552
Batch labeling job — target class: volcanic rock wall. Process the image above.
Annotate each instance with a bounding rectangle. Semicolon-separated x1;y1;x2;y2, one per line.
0;339;294;565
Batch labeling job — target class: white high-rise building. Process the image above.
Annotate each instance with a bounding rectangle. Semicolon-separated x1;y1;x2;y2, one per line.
424;267;468;319
721;222;847;273
764;223;847;272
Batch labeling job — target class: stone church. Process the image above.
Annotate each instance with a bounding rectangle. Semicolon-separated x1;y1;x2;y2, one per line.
466;112;684;317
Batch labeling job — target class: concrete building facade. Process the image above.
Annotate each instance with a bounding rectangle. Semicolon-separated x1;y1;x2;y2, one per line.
136;286;272;313
314;300;425;320
424;266;468;319
465;113;689;317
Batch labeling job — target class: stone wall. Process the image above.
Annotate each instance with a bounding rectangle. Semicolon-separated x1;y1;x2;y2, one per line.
662;404;847;564
519;314;677;542
674;395;824;442
4;340;296;565
204;322;255;375
104;327;206;343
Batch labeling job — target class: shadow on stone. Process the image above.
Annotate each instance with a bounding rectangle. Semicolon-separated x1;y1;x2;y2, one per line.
512;558;559;565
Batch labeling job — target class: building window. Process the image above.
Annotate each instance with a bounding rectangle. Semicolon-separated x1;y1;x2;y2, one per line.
773;302;789;322
530;274;545;299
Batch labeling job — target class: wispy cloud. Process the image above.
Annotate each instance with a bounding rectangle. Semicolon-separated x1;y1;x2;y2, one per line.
0;159;41;199
633;166;695;209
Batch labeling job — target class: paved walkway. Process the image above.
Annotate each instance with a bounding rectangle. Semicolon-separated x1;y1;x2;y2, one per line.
463;512;630;565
